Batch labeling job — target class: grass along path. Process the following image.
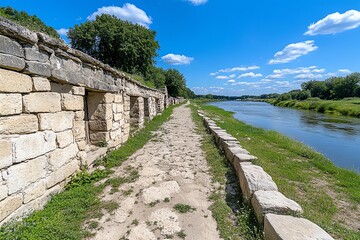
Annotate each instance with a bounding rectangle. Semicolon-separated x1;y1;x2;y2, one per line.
195;103;360;240
190;104;263;240
0;104;179;240
269;97;360;118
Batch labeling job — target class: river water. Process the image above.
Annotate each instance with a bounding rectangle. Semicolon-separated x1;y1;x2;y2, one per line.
208;101;360;173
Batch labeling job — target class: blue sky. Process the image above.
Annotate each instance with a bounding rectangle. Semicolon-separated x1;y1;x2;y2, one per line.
2;0;360;96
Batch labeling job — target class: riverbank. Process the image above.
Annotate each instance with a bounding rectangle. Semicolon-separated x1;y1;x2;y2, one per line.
268;98;360;118
195;102;360;239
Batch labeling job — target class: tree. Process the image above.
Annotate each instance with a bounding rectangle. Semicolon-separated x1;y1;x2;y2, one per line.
68;14;159;77
145;66;166;89
0;6;59;38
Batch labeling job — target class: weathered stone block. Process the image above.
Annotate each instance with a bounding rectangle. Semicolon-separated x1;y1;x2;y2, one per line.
0;184;7;201
0;35;24;58
73;121;86;140
61;94;83;111
0;114;38;134
7;156;46;194
0;194;22;222
24;60;51;77
23;92;61;113
224;145;249;163
32;76;51;91
23;180;46;203
264;214;334;240
39;111;74;132
45;160;78;188
12;131;56;163
74;111;84;120
56;130;74;148
90;132;110;143
76;140;87;151
252;191;303;223
0;94;22;116
114;113;122;121
237;163;278;202
114;94;122;103
89;120;113;131
24;46;48;63
0;53;25;71
50;82;72;93
48;143;78;171
88;103;113;120
71;86;85;96
0;68;32;93
233;153;257;163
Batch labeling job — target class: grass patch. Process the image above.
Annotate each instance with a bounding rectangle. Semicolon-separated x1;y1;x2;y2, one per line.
173;204;196;213
177;230;186;239
0;104;179;240
195;102;360;239
189;104;263;240
269;97;360;118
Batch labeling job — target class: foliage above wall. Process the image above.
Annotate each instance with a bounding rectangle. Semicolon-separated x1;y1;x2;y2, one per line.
0;6;59;38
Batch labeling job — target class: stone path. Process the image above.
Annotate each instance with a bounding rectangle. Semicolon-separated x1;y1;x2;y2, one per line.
86;103;221;240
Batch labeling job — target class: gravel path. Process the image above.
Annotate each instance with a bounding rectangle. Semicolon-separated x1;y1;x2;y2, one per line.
86;103;221;240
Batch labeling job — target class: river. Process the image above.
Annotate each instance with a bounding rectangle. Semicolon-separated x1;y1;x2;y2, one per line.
208;101;360;173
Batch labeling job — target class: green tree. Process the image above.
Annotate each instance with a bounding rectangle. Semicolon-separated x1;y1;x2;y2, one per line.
68;14;159;76
145;66;166;89
0;6;59;38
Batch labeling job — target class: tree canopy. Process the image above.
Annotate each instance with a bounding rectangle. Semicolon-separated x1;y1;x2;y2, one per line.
68;14;159;77
0;6;59;38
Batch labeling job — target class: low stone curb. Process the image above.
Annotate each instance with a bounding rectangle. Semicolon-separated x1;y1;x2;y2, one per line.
197;110;334;240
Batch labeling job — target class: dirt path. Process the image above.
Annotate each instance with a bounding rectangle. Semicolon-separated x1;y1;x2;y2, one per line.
86;103;221;240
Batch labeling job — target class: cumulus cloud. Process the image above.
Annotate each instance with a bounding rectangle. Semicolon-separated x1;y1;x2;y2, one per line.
56;28;68;36
87;4;152;28
338;69;351;73
210;65;259;75
227;79;236;83
268;41;318;64
161;54;194;65
305;10;360;36
294;73;323;79
216;75;229;80
263;66;326;81
187;0;208;6
238;72;263;78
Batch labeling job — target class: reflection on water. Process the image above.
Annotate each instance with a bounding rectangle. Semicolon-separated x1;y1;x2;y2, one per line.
209;101;360;172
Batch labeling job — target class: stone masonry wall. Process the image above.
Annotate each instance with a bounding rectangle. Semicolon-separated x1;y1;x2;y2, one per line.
0;17;168;225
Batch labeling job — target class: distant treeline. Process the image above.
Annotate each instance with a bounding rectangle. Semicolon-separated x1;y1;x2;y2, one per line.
195;94;239;100
195;93;280;100
275;73;360;102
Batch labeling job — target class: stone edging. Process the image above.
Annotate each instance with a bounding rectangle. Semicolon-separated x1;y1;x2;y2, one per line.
197;110;334;240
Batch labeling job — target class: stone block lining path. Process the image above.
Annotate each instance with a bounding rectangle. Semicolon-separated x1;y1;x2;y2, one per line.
86;103;222;240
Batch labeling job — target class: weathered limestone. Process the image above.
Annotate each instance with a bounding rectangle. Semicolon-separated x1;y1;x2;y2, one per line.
55;130;74;148
23;180;46;204
45;161;79;189
0;68;32;92
61;93;83;111
47;143;78;171
7;156;47;194
264;214;334;240
12;131;56;163
23;92;61;113
252;190;303;223
237;163;278;201
0;194;22;222
0;35;24;58
0;53;25;71
0;139;12;169
39;111;74;132
0;94;22;116
0;114;38;134
32;76;51;91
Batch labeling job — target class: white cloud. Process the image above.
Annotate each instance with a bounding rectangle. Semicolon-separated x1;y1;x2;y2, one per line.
56;28;68;36
294;73;323;79
216;75;229;80
219;65;259;73
269;41;318;64
161;54;194;65
209;87;224;90
238;72;263;78
210;72;217;76
305;10;360;36
263;66;325;81
338;69;351;74
187;0;208;6
87;4;152;28
227;79;236;83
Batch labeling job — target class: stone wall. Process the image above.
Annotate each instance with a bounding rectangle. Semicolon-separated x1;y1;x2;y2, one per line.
0;17;169;225
198;111;334;240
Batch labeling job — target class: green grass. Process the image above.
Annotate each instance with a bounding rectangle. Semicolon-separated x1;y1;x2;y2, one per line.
0;104;179;240
190;104;263;240
195;103;360;239
269;97;360;117
173;204;196;213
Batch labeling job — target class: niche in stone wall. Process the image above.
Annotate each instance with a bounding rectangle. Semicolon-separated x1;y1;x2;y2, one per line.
85;91;113;146
129;95;144;131
144;97;150;121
